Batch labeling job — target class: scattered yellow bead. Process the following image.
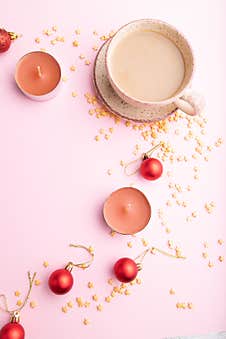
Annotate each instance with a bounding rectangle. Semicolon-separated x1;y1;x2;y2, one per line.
108;278;114;285
75;29;81;35
142;238;148;247
100;35;108;41
107;169;112;176
218;239;224;245
187;302;193;309
34;279;41;286
35;37;40;43
105;134;110;140
105;296;111;303
16;300;22;307
84;301;91;308
150;247;157;255
52;25;58;32
166;200;172;207
88;281;94;289
43;261;49;268
202;252;208;259
79;54;85;59
208;261;214;268
14;291;21;297
43;29;52;36
67;301;73;308
130;280;136;286
92;294;98;302
120;283;127;289
219;256;224;262
203;241;209;248
127;241;133;248
72;91;77;98
83;318;90;325
191;211;197;218
124;289;131;296
30;301;37;309
110;230;116;237
120;160;125;167
136;278;142;285
88;246;94;254
72;40;79;47
96;304;103;311
70;65;76;71
76;297;84;307
61;306;68;313
169;288;175;295
85;59;91;65
94;135;100;141
113;286;120;293
56;36;64;42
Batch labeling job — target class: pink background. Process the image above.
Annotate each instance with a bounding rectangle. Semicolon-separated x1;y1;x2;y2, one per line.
0;0;226;338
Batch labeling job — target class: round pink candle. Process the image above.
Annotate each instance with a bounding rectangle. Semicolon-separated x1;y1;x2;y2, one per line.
103;187;151;235
15;51;61;100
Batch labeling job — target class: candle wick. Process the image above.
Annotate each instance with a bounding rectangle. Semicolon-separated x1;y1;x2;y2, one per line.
37;65;42;78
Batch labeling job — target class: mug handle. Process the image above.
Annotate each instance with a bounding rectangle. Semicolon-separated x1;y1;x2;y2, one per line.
174;89;205;116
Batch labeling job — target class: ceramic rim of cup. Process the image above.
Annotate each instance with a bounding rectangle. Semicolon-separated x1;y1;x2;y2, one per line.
103;187;152;235
15;51;62;101
105;18;195;106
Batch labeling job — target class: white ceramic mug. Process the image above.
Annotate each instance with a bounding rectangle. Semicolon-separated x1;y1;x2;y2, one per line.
106;19;204;116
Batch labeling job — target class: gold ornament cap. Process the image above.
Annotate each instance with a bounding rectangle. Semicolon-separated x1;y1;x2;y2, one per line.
10;311;20;323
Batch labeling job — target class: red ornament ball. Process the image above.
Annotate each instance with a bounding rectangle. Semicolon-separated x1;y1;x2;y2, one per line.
0;29;11;53
48;268;74;295
140;157;163;181
114;257;138;283
0;322;25;339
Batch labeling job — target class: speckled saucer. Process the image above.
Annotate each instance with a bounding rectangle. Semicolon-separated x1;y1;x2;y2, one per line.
93;40;177;123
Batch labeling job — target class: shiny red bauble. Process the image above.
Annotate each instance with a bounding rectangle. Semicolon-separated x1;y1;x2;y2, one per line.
0;29;11;53
48;268;74;295
140;157;163;181
114;257;138;283
0;322;25;339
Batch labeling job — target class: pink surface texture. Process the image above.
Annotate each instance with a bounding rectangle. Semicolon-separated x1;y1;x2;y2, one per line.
0;0;226;338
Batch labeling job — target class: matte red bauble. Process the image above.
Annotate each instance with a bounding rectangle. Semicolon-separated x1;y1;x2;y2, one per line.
140;157;163;181
0;322;25;339
48;268;74;295
114;257;138;283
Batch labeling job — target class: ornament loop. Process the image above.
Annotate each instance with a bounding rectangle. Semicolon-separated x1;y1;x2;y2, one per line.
0;271;36;316
124;143;162;176
134;249;149;265
143;142;162;160
134;246;186;266
67;244;94;270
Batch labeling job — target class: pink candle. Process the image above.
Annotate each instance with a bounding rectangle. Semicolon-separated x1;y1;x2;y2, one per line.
15;51;61;101
103;187;151;235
